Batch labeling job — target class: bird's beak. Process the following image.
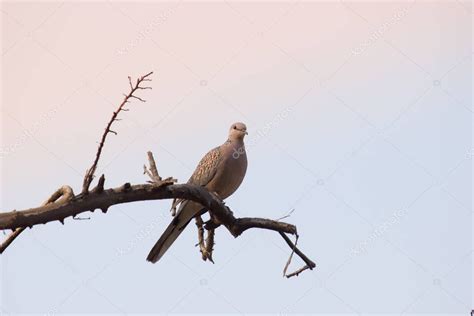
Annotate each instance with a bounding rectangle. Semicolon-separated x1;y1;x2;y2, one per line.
244;131;248;135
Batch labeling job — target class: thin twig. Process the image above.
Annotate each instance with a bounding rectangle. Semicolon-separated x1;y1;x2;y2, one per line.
276;208;295;222
0;228;24;254
82;72;153;194
283;234;298;276
279;231;316;278
285;265;312;278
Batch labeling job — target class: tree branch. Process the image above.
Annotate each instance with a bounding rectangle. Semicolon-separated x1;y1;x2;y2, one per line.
0;185;74;253
82;72;153;194
279;231;316;278
0;71;316;278
0;183;296;237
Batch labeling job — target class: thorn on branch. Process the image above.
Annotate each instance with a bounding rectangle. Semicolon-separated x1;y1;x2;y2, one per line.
92;174;105;194
121;182;131;191
130;95;146;102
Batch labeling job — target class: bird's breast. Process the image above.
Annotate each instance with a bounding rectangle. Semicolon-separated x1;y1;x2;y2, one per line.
208;144;247;199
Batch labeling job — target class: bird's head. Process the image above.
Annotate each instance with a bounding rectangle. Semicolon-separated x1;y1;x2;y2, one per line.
228;122;248;141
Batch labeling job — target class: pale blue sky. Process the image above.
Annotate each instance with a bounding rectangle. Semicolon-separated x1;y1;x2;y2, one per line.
1;1;472;314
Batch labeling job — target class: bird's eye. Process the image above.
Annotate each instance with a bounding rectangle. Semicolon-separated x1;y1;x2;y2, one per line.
233;126;237;129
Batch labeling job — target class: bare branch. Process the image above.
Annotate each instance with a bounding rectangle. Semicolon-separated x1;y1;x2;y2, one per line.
0;184;297;237
0;228;24;254
0;179;314;271
279;231;316;278
285;265;312;278
0;185;74;254
276;208;295;222
283;234;298;276
81;71;153;194
147;151;160;178
143;151;177;187
1;70;316;278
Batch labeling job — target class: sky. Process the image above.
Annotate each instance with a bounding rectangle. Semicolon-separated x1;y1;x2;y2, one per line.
0;0;472;314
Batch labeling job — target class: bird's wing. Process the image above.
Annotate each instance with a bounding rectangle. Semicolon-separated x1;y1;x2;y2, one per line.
149;146;223;263
169;146;222;213
187;146;222;186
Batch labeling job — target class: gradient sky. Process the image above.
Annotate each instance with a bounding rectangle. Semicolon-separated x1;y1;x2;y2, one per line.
1;1;472;314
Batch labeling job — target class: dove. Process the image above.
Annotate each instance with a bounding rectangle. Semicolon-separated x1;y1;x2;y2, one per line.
147;122;248;263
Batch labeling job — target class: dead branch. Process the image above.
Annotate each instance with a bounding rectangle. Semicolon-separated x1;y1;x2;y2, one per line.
143;151;177;187
0;71;316;278
283;234;298;276
0;182;297;237
279;231;316;278
0;178;312;274
82;72;153;194
0;185;74;254
0;228;24;254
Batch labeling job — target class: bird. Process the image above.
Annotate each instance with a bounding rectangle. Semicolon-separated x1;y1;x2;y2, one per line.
147;122;248;263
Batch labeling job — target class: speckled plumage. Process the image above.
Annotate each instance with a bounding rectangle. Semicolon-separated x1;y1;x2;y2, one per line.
147;123;248;263
187;146;222;187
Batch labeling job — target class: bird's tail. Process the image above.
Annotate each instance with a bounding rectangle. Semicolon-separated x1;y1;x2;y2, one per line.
146;201;201;263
